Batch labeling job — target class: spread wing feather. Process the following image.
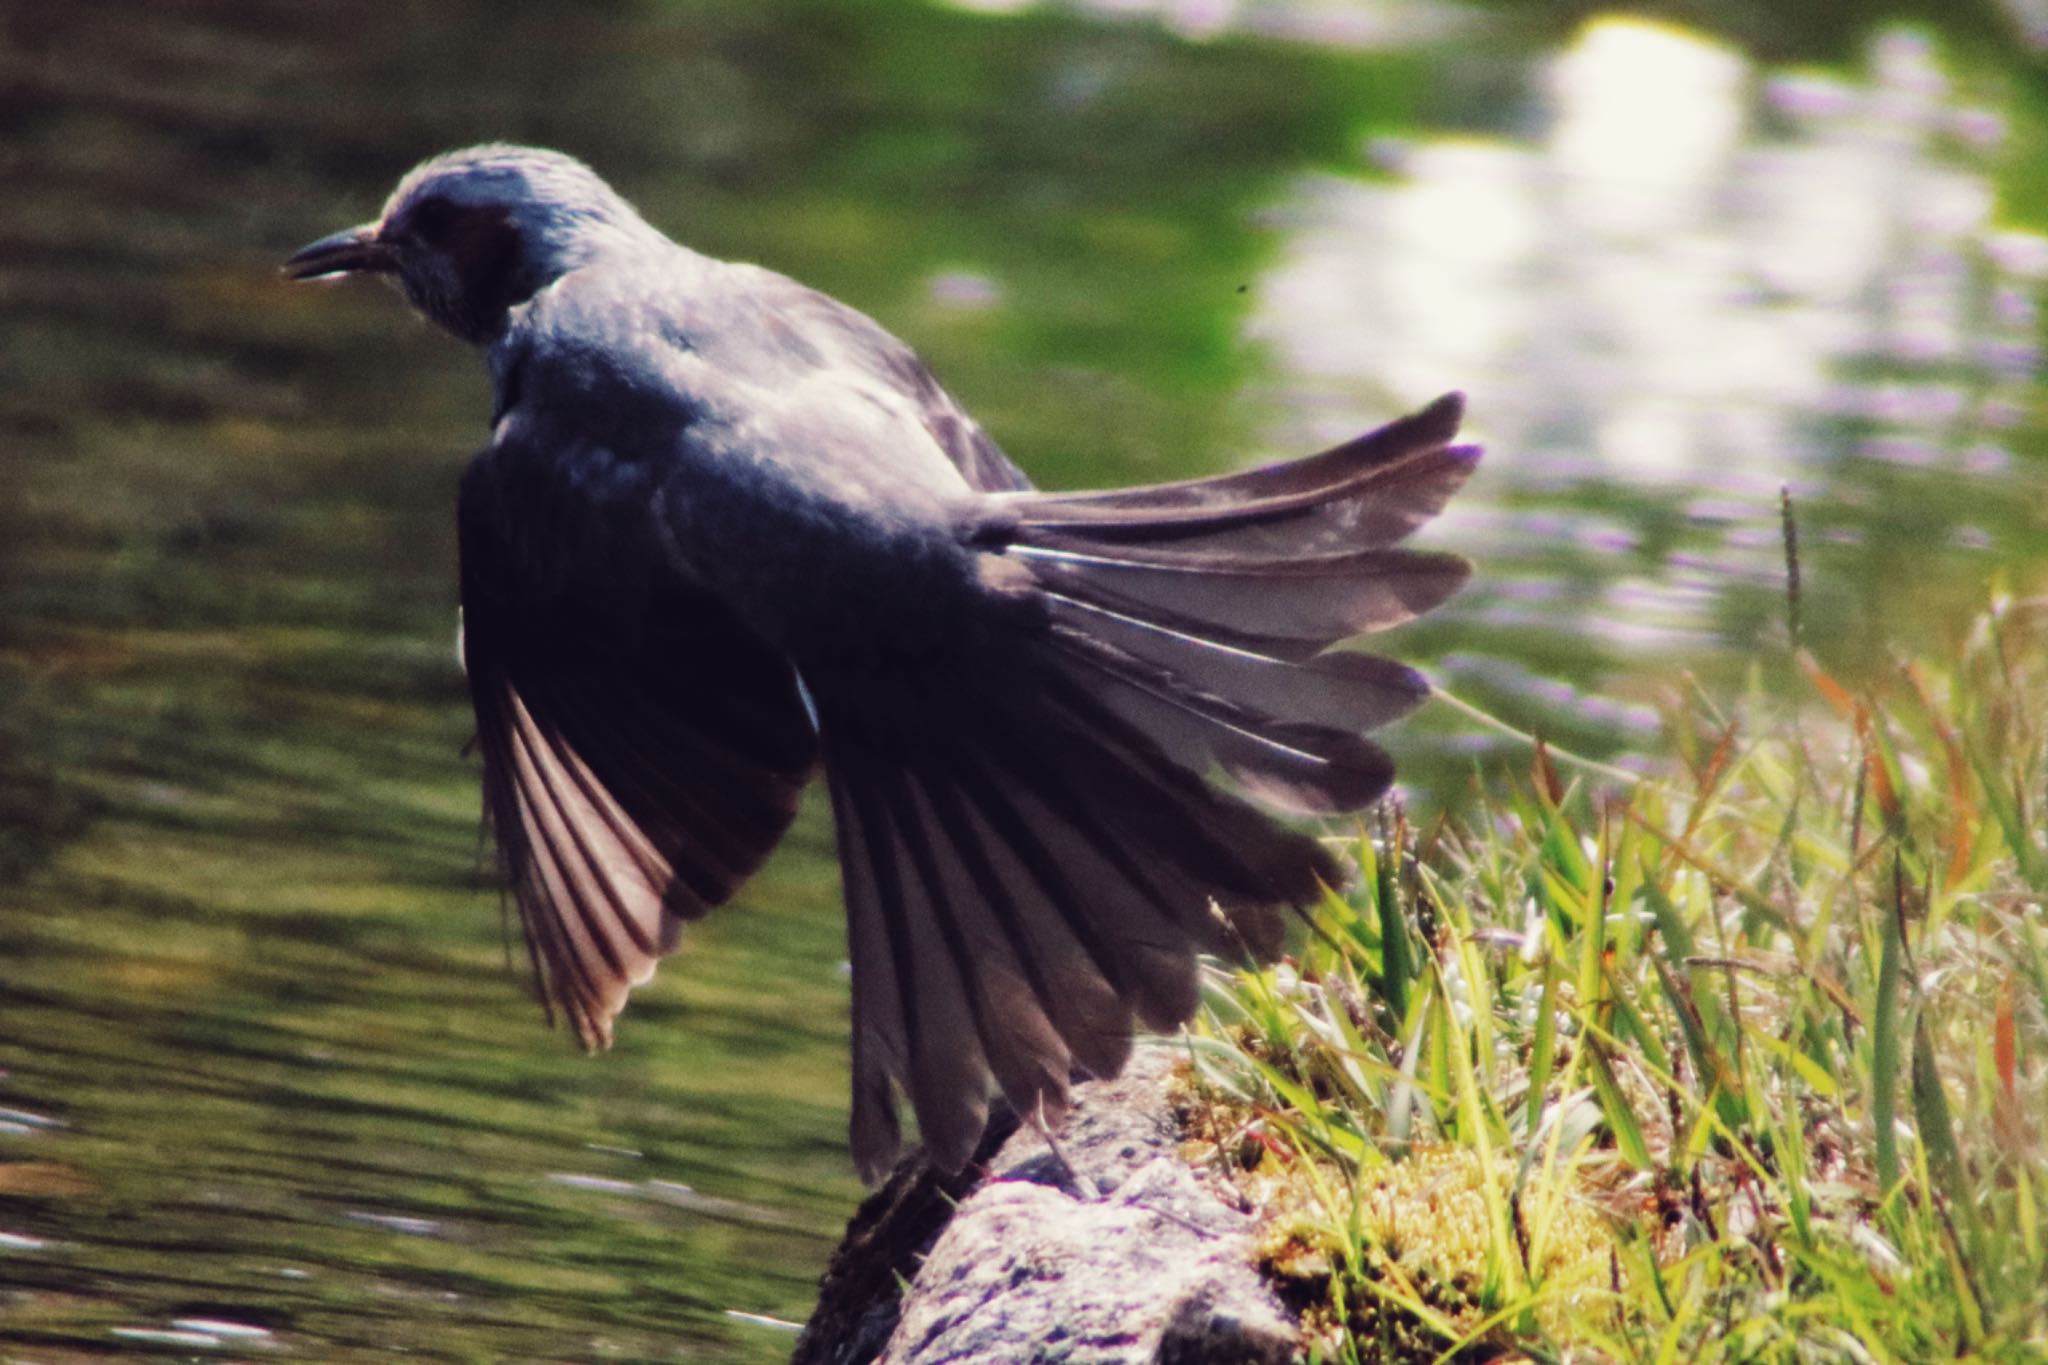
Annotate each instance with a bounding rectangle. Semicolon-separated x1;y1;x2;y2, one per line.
815;395;1477;1175
819;666;1309;1179
999;391;1476;551
458;374;1473;1184
458;450;819;1048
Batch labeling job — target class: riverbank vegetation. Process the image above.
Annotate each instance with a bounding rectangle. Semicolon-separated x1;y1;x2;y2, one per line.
1182;584;2048;1362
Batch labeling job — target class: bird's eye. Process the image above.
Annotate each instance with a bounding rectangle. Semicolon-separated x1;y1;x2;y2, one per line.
405;195;462;242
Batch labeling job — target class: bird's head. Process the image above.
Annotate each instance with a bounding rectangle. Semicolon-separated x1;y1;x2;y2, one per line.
285;144;656;344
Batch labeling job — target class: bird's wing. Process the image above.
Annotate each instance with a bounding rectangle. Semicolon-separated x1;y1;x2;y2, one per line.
810;395;1478;1181
880;348;1035;494
764;272;1036;493
456;444;820;1048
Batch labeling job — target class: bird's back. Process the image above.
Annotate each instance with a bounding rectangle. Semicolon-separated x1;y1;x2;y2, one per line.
488;246;1018;663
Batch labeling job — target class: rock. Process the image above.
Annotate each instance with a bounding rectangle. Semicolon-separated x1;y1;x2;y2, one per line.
794;1049;1299;1365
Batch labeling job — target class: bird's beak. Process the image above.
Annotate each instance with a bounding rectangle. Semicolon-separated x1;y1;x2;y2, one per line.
283;223;395;280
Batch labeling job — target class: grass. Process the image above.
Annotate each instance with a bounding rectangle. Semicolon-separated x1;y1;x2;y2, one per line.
1176;582;2048;1362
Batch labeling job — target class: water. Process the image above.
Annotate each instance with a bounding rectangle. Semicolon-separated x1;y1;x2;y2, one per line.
2;0;2043;1359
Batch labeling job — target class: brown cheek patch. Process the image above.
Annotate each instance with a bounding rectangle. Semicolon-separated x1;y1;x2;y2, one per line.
448;205;526;338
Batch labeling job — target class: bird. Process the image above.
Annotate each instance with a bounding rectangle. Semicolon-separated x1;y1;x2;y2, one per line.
286;145;1478;1183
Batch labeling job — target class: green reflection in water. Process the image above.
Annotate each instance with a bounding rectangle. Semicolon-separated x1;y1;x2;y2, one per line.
1;0;2044;1360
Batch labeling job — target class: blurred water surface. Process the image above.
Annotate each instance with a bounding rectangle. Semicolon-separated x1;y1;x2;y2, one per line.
1;0;2043;1359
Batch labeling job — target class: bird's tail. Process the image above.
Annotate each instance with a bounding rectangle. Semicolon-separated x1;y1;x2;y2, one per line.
822;393;1479;1180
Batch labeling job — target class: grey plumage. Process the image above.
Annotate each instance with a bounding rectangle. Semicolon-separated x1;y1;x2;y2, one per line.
288;144;1478;1181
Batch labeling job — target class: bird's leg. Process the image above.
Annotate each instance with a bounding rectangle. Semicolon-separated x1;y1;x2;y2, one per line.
1025;1096;1100;1201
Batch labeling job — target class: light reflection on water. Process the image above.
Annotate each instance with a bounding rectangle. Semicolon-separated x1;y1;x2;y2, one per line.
1;2;2043;1360
941;0;1471;48
1248;18;2046;750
